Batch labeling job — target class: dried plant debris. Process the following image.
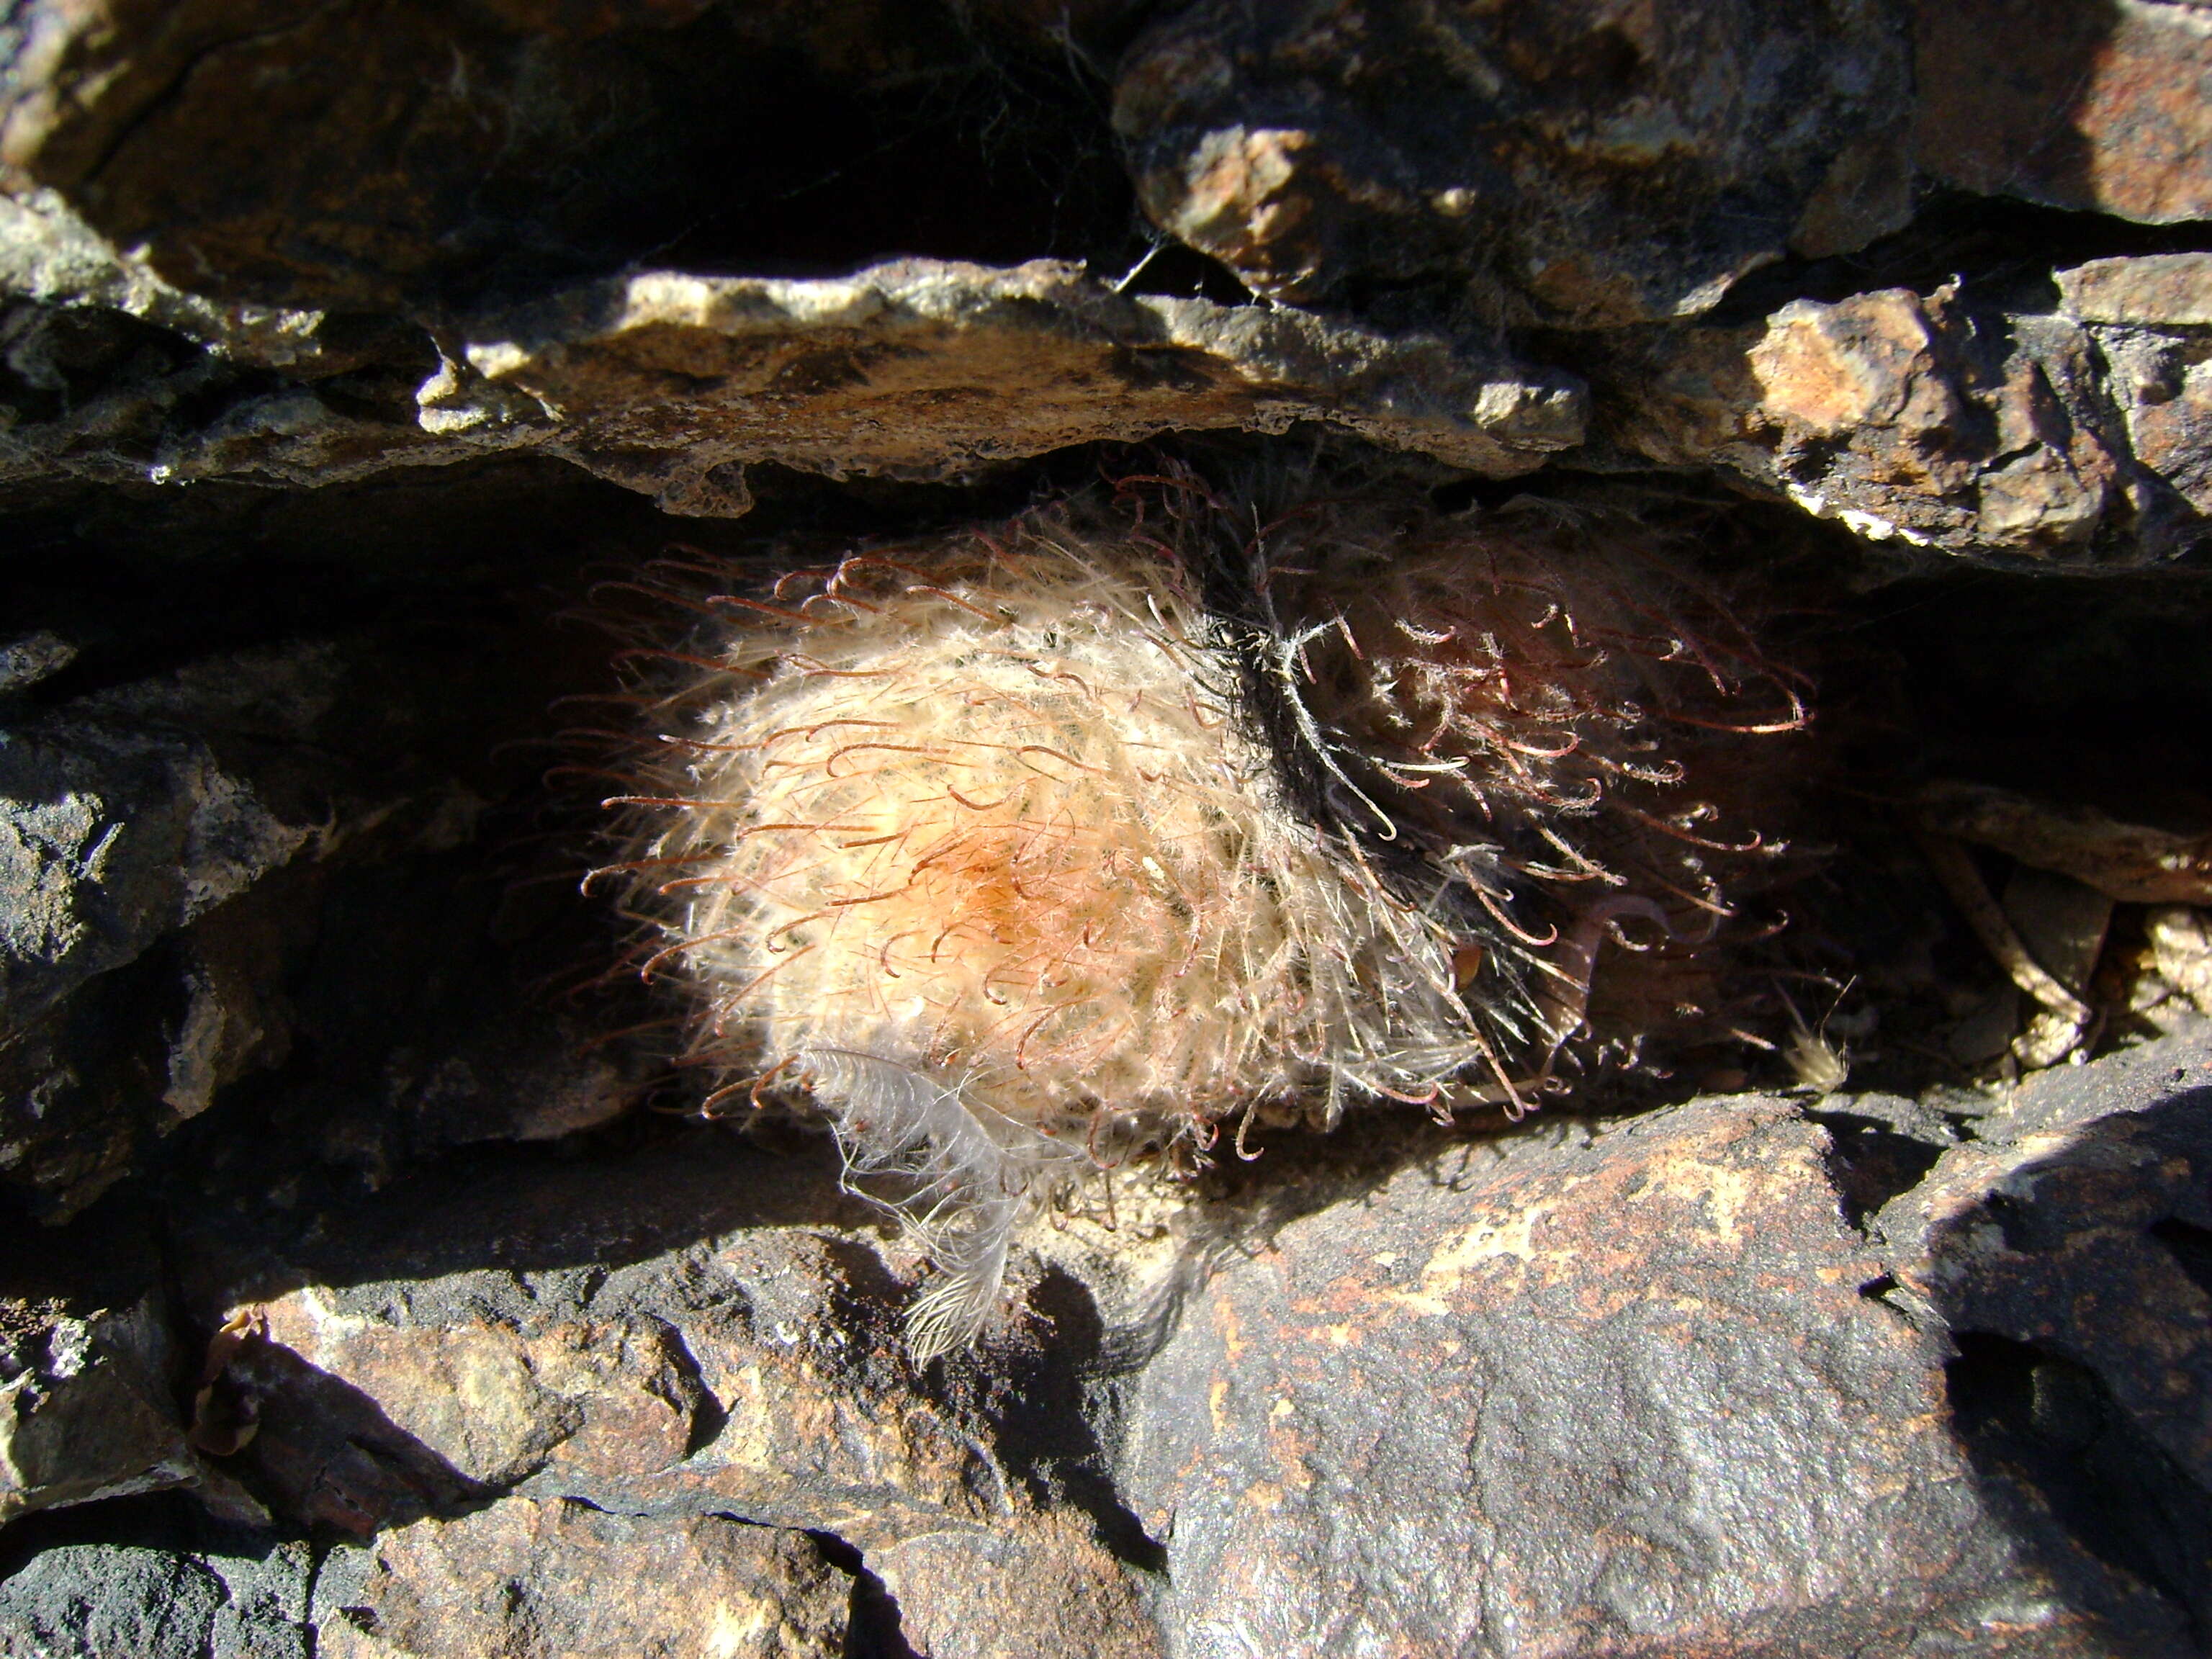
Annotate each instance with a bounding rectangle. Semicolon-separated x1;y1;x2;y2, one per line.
1915;781;2212;1074
588;477;1810;1353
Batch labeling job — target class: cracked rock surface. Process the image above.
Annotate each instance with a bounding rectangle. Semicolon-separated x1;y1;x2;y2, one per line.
6;1025;2209;1655
1124;1035;2212;1658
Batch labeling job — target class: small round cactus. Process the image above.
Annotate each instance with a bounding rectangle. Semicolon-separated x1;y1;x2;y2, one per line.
594;479;1804;1354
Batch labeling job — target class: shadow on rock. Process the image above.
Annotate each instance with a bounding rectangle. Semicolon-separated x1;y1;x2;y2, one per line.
1912;1077;2212;1648
198;1328;495;1538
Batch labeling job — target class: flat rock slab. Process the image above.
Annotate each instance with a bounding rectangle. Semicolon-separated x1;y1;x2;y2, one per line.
0;228;1585;509
430;258;1587;513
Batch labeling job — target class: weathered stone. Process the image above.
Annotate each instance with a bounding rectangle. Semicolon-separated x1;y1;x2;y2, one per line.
0;243;1582;507
0;632;75;696
1113;0;1912;325
0;1297;192;1527
1119;1078;2202;1655
0;596;626;1214
2147;907;2212;1015
0;120;444;500
1874;1023;2212;1637
0;720;315;1210
173;1127;1162;1640
23;1015;2212;1657
869;1513;1164;1659
0;1;975;313
0;646;355;1213
0;1501;315;1659
0;294;453;499
1915;0;2212;225
0;13;2206;1659
0;190;333;369
312;1498;850;1659
2053;253;2212;531
1999;867;2111;1069
430;258;1585;511
2058;253;2212;330
0;703;321;1031
253;1298;702;1492
1597;283;2205;562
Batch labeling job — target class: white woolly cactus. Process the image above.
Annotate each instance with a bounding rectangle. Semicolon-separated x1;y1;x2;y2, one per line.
595;480;1804;1357
603;524;1498;1357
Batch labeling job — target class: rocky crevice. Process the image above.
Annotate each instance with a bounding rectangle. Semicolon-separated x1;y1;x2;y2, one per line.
4;2;2212;1655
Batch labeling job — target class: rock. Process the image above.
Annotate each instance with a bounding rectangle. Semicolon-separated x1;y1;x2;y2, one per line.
0;185;451;497
0;1496;315;1659
0;238;1582;507
0;647;349;1213
244;1298;703;1498
0;716;317;1211
17;1020;2212;1654
0;599;622;1215
0;1298;194;1526
0;704;322;1032
1597;281;2208;562
2057;253;2212;331
1997;866;2110;1069
1874;1022;2212;1638
0;1;974;313
0;4;2208;1653
310;1498;850;1659
2057;253;2212;531
1112;0;1912;325
1915;0;2212;225
170;1127;1164;1647
868;1511;1163;1659
1118;1076;2203;1655
0;633;77;697
428;258;1586;511
0;190;332;369
2146;907;2212;1015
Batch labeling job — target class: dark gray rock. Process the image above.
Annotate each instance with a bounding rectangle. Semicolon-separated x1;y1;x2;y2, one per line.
0;646;341;1215
2058;254;2212;542
0;721;315;1212
1875;1027;2212;1639
1114;0;1913;326
0;659;331;1030
0;1500;314;1659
